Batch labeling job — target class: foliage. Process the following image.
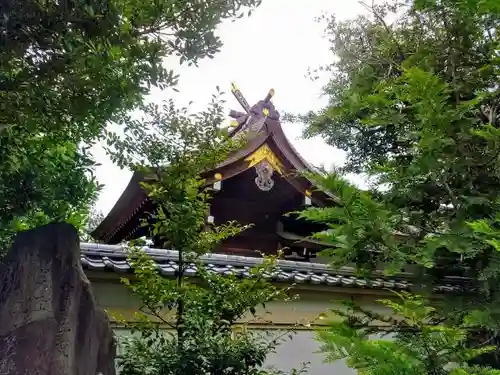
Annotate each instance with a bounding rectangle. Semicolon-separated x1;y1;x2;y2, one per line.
317;292;500;375
0;0;263;250
2;0;263;137
297;172;403;273
106;95;299;375
298;0;500;314
294;0;500;369
118;248;297;375
80;207;105;243
0;138;99;252
105;90;243;252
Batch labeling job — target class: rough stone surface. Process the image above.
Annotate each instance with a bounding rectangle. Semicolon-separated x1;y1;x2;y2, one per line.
0;223;116;375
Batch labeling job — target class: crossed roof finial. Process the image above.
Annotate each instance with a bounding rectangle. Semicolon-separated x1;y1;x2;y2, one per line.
229;83;279;133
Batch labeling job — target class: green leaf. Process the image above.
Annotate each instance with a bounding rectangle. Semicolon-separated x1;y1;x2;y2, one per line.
486;239;500;252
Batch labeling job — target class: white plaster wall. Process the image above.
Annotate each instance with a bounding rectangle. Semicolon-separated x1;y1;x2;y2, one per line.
265;330;356;375
89;279;394;375
90;279;394;326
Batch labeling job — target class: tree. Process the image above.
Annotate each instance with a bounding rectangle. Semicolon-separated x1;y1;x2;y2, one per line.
294;0;500;368
0;0;263;249
119;248;296;375
317;293;500;375
2;0;263;137
105;94;302;375
0;139;99;251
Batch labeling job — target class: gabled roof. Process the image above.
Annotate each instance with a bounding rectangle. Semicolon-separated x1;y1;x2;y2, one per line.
80;242;468;293
203;117;335;205
92;85;336;244
91;171;149;243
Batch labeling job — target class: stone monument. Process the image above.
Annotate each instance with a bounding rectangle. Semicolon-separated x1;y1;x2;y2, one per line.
0;223;116;375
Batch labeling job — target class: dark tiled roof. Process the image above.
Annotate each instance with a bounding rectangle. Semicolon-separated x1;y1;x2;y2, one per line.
80;243;466;293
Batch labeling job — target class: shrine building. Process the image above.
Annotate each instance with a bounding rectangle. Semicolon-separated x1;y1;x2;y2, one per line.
92;83;334;262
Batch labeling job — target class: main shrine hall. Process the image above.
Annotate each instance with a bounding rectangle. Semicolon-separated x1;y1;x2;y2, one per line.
92;84;335;262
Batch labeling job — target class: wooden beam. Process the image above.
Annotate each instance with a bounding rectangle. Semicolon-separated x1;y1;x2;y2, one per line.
231;82;251;113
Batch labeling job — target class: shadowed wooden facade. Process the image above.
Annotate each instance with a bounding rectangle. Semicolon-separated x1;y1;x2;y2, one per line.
92;84;335;260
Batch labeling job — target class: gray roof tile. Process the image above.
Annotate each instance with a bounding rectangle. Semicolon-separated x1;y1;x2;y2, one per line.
80;243;467;293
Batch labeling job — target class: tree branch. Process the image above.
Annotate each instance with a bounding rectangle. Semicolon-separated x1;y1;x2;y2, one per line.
360;0;405;63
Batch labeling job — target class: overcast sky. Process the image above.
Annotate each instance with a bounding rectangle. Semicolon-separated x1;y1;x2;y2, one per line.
93;0;367;216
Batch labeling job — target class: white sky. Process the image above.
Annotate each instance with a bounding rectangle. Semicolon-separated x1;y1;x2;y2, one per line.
93;0;367;216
